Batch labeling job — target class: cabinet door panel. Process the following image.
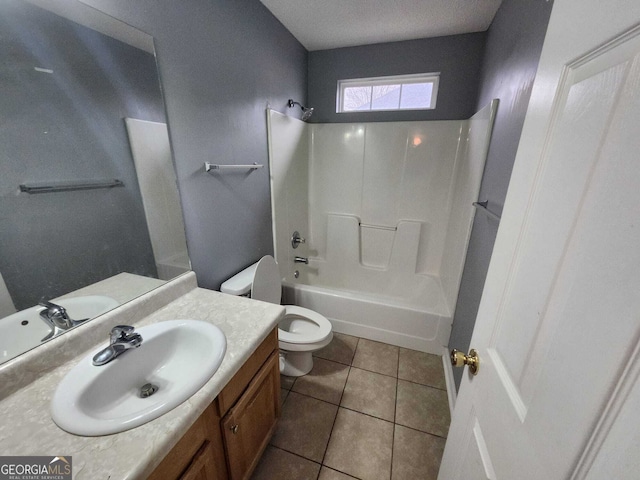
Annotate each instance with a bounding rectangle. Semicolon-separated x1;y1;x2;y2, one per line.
148;402;227;480
180;441;218;480
222;351;281;480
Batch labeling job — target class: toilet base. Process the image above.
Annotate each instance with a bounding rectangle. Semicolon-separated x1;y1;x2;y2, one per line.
279;350;313;377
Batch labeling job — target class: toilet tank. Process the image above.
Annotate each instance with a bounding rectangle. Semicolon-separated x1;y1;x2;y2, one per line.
220;262;258;296
221;256;282;305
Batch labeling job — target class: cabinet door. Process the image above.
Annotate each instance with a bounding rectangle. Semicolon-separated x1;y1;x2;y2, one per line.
222;351;281;480
180;441;219;480
148;402;228;480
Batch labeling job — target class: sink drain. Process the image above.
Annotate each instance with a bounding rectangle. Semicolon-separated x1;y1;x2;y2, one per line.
140;383;159;398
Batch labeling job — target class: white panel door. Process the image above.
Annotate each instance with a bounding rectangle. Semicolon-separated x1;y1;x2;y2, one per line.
439;1;640;479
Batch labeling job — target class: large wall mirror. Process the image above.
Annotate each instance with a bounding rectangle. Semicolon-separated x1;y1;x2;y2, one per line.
0;0;190;364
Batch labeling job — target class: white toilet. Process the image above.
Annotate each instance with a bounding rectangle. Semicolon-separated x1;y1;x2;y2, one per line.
220;255;333;376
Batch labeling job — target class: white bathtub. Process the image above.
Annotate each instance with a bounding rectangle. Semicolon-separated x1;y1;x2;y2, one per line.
282;280;451;354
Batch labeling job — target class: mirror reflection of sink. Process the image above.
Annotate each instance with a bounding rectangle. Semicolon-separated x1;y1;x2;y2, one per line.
0;296;119;364
51;319;227;436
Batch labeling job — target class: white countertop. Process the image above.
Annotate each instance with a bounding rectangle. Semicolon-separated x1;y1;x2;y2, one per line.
0;272;285;479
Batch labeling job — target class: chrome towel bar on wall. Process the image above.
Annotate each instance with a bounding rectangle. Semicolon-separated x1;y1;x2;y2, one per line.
204;162;263;173
19;179;124;194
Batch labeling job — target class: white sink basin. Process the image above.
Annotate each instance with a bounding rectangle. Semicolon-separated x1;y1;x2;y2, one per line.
51;319;226;436
0;295;119;364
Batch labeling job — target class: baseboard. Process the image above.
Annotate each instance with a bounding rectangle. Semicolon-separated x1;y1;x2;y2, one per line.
442;346;457;415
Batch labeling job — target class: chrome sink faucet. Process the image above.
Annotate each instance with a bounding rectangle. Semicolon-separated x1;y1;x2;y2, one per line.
39;300;72;329
39;299;90;342
92;325;143;366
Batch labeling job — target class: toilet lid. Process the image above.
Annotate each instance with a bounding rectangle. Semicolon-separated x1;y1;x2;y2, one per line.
251;255;282;305
279;305;332;344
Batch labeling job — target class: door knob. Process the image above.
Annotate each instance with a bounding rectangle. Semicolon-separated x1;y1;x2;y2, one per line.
450;348;480;375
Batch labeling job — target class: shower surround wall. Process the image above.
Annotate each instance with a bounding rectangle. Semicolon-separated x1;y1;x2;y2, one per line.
268;103;496;353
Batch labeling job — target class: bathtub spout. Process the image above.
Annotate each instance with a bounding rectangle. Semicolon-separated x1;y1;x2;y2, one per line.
294;256;309;264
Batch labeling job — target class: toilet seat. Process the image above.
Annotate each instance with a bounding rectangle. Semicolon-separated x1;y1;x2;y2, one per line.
279;305;332;345
222;255;334;376
250;257;333;352
251;256;282;304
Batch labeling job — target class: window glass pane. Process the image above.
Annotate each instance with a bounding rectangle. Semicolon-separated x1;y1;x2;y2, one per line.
343;86;372;111
337;74;439;113
399;82;433;109
371;84;401;110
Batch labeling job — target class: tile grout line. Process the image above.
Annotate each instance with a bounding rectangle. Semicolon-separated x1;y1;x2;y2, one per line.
318;336;358;471
390;347;400;480
268;444;323;469
394;421;450;440
321;466;363;479
397;376;448;392
294;361;447;392
288;388;396;424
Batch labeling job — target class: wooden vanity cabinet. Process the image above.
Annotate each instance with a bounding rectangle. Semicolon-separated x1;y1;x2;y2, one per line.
147;402;227;480
147;329;280;480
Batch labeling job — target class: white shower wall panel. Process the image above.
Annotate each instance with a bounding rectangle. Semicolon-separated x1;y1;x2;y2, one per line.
309;121;465;277
308;123;365;261
125;118;190;280
267;111;309;276
440;101;498;311
360;123;410;227
316;214;448;313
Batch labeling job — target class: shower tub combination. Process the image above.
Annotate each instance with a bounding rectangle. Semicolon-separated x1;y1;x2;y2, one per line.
267;102;497;355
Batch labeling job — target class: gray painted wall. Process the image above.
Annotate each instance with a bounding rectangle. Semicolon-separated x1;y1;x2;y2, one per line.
449;0;554;390
80;0;308;290
0;0;160;309
308;33;486;123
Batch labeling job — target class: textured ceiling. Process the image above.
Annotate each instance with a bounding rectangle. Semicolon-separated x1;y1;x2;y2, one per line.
260;0;503;51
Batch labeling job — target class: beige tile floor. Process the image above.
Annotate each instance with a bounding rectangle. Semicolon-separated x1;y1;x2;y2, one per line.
251;333;450;480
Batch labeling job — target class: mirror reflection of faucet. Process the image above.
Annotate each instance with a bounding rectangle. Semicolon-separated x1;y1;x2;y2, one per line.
92;325;143;366
39;299;89;342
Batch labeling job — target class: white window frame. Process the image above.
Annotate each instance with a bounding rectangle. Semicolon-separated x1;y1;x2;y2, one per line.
336;72;440;113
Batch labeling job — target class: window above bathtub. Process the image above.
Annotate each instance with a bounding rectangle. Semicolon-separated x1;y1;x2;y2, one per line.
336;73;440;113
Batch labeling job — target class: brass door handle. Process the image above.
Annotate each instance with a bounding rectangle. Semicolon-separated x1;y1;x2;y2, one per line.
450;348;480;375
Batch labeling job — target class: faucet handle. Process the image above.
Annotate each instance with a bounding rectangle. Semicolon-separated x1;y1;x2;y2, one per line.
110;325;135;343
39;299;68;317
38;299;72;329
